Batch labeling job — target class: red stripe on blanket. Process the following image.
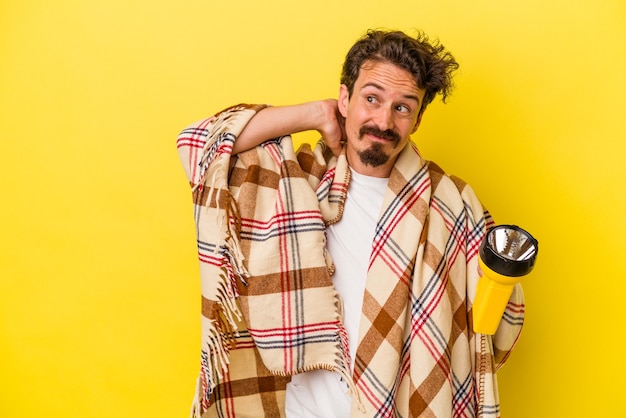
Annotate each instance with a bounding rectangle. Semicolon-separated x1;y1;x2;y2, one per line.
369;176;430;272
240;210;324;229
248;321;341;338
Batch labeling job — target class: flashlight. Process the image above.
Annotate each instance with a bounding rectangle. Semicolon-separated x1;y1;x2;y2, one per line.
473;225;538;335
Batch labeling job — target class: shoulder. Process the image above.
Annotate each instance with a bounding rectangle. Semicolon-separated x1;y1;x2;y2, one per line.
426;160;473;196
426;160;487;220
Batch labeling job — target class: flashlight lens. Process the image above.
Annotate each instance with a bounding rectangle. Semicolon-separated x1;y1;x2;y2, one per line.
480;225;538;277
489;227;537;261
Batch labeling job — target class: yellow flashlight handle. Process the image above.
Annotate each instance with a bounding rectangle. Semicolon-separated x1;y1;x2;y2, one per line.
473;258;523;335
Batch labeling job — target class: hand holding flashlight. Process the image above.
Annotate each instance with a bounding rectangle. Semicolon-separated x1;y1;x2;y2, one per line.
473;225;538;335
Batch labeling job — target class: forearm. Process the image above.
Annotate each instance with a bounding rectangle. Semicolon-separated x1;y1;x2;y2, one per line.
232;102;320;154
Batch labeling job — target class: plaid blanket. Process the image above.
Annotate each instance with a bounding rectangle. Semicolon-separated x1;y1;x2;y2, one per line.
177;104;524;418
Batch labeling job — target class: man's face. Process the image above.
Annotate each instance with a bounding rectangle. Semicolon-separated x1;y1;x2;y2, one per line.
338;60;425;177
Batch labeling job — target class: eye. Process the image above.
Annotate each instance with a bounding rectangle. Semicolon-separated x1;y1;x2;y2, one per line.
366;95;378;104
396;104;411;113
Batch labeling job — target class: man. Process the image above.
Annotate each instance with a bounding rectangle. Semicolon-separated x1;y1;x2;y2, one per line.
178;29;524;418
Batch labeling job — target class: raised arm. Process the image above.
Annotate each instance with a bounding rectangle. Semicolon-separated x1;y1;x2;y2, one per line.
232;99;345;156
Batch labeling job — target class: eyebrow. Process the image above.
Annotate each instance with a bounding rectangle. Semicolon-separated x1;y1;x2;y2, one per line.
361;82;421;104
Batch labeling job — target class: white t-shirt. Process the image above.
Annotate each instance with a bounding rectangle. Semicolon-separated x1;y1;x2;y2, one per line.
285;169;388;417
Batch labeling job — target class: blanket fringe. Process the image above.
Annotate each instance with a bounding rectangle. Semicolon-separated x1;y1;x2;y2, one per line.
191;131;250;417
336;365;365;413
190;322;230;418
194;248;246;413
335;293;365;412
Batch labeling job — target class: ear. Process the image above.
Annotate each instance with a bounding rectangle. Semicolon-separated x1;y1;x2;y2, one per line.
338;84;350;118
411;110;424;133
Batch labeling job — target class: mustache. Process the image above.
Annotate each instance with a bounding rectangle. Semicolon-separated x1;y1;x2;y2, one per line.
359;125;401;143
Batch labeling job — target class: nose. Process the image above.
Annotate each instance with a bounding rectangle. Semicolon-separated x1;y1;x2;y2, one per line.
374;106;395;131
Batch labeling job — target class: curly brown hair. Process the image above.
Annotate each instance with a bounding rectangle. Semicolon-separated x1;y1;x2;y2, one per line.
340;30;459;115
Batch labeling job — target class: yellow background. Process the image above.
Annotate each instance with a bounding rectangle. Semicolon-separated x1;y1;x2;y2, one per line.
2;0;625;416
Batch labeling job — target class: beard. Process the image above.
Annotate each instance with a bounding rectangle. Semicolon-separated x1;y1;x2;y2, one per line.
356;125;401;168
357;142;390;167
